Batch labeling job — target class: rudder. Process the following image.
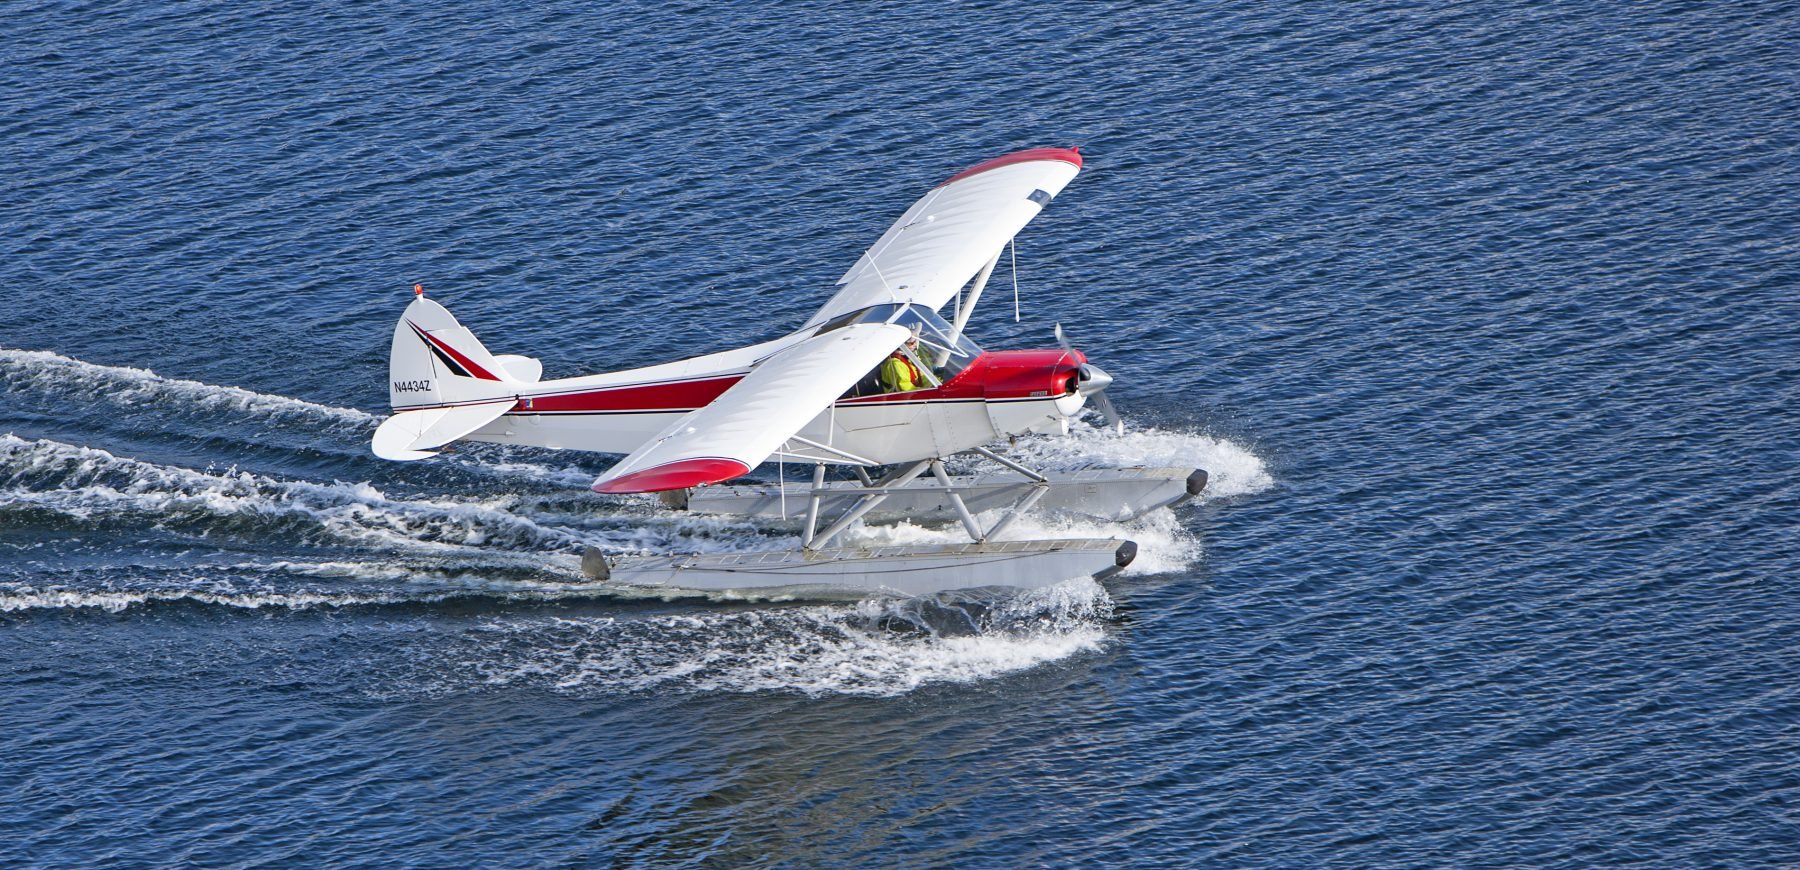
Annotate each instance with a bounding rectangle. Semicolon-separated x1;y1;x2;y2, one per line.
388;295;516;410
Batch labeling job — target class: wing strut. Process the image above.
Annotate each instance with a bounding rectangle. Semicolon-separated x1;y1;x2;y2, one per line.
948;251;1000;349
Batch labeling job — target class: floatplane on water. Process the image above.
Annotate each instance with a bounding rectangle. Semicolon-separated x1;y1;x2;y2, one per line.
371;147;1206;597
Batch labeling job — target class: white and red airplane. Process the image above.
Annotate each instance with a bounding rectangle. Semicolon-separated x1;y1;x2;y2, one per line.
372;148;1203;596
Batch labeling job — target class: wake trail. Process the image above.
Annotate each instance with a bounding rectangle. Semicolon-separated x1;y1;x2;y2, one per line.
0;434;592;553
0;346;600;486
0;584;457;614
0;347;374;429
2;572;1119;698
1;352;1276;697
0;435;795;563
443;577;1115;697
0;580;626;619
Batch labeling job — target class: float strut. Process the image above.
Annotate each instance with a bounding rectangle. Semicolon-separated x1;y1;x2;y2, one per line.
963;446;1053;541
982;483;1049;542
800;462;827;548
970;445;1048;482
807;460;931;550
931;460;986;542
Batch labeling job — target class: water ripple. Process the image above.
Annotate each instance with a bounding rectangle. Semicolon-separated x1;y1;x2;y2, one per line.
4;0;1798;865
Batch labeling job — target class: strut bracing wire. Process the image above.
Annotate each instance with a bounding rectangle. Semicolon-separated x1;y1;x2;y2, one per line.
1011;239;1020;322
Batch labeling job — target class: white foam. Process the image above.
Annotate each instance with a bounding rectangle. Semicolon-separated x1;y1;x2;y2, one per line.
0;435;813;561
0;584;434;614
0;553;618;613
0;347;374;427
0;434;589;552
595;511;793;556
465;578;1114;697
835;507;1197;575
3;568;1115;696
999;421;1274;498
465;459;597;488
263;555;595;588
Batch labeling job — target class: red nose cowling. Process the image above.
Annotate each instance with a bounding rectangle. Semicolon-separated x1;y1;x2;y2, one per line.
959;349;1086;400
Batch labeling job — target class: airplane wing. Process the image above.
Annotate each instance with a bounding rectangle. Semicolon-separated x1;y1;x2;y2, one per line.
591;322;913;493
803;147;1083;328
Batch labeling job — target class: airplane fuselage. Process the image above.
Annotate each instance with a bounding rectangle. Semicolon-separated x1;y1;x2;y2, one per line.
442;347;1088;468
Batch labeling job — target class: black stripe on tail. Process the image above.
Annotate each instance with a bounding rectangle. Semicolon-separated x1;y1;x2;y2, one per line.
410;323;472;378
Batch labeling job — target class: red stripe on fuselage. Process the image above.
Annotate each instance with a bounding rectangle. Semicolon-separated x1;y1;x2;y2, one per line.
498;350;1082;415
511;375;742;414
838;349;1083;404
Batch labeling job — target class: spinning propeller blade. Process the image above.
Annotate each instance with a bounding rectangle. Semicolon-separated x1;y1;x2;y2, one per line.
1054;323;1125;435
1090;391;1124;437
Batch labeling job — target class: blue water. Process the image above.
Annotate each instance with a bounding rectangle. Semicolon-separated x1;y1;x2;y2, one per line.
4;0;1797;865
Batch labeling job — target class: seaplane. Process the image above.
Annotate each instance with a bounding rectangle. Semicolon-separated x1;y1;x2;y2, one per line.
372;147;1207;597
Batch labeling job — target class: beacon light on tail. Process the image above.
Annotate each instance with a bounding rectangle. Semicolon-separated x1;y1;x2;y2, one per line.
372;148;1205;597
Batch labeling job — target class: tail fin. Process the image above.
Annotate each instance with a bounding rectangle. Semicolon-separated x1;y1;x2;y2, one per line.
374;295;524;461
388;295;517;409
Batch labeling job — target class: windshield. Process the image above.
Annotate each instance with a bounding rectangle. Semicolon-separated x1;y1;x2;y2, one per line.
891;305;982;382
815;302;984;391
817;302;986;390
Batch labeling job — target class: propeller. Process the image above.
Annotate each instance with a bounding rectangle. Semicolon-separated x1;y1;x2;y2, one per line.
1054;323;1124;435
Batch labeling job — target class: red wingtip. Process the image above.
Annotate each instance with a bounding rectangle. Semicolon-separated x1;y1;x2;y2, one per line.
939;147;1084;187
592;458;752;494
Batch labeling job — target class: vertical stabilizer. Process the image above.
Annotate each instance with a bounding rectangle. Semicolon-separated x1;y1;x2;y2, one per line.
388;296;517;410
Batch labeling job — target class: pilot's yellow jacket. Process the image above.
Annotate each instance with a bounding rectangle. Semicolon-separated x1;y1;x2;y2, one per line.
878;352;923;392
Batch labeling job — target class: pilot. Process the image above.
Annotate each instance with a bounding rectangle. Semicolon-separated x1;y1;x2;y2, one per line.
878;335;925;393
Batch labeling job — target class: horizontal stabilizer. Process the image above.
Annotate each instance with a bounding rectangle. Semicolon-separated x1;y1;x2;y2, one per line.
494;354;542;383
372;398;514;461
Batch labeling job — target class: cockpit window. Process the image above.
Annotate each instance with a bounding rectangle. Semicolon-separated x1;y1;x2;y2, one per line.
828;303;987;398
891;304;982;382
813;303;982;378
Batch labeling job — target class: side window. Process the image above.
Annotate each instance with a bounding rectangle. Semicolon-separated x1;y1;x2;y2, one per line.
890;305;981;382
841;361;886;398
901;345;941;387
